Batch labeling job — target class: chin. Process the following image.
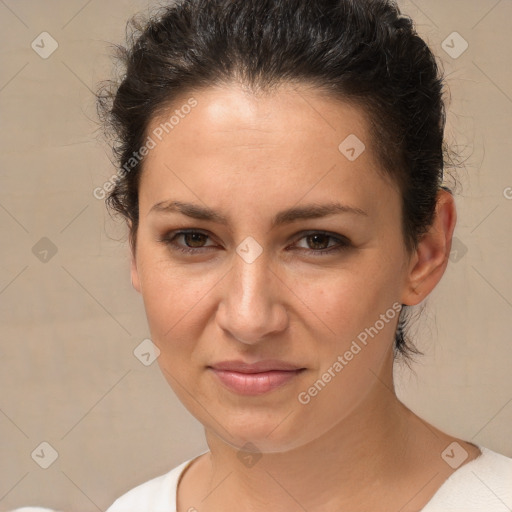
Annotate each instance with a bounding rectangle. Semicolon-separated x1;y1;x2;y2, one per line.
205;406;317;454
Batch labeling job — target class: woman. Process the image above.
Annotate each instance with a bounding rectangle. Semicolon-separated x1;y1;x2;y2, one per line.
98;0;512;510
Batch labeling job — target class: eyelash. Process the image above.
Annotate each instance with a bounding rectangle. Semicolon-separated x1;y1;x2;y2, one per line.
159;229;351;256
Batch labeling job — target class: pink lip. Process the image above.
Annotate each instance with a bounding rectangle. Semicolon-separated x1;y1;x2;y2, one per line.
208;360;306;395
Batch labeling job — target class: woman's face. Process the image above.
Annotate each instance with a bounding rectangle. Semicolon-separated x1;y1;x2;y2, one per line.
131;84;415;452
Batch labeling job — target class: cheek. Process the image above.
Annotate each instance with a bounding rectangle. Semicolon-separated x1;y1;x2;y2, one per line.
140;263;212;336
286;267;402;434
139;266;211;394
135;245;226;376
131;227;231;405
306;251;403;333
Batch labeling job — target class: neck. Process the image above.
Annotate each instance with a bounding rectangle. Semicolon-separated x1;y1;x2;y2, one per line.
191;352;445;512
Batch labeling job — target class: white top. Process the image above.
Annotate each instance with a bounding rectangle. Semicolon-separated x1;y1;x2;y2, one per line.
106;446;512;511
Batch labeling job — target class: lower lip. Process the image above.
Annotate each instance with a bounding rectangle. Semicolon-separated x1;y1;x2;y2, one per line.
209;368;304;395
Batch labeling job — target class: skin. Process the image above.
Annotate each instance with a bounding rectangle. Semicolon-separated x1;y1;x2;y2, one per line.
129;83;480;512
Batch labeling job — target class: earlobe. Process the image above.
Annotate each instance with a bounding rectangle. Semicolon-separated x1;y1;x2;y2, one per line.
401;189;457;306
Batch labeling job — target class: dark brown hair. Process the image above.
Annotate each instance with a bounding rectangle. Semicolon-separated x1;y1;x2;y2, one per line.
97;0;459;359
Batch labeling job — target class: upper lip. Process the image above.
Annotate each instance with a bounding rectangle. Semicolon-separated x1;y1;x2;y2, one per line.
209;360;305;373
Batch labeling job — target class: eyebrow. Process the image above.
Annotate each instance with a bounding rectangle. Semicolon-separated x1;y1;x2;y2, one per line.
149;200;368;227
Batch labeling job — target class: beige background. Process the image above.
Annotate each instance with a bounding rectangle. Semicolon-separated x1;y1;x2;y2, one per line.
0;0;511;510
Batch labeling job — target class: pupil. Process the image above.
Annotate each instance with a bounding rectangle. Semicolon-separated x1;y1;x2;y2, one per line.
185;233;206;247
308;234;328;250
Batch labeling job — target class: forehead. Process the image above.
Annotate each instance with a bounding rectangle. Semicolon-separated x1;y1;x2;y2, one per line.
147;83;372;154
139;83;398;221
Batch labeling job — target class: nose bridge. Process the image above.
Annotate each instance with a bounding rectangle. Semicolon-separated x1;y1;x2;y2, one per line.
217;239;287;343
231;242;273;314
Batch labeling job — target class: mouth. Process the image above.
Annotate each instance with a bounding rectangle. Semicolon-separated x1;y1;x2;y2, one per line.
207;360;306;395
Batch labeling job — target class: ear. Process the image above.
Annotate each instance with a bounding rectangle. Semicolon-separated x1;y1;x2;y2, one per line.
401;189;457;306
128;223;141;293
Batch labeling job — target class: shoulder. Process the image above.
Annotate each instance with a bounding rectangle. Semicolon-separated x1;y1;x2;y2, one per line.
422;446;512;511
105;452;206;512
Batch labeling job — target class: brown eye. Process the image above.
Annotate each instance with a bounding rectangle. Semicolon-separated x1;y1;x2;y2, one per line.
293;231;351;255
181;232;209;248
160;229;351;256
160;230;217;254
305;234;331;250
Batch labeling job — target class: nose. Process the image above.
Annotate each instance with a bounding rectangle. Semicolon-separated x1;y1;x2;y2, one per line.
216;248;288;345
